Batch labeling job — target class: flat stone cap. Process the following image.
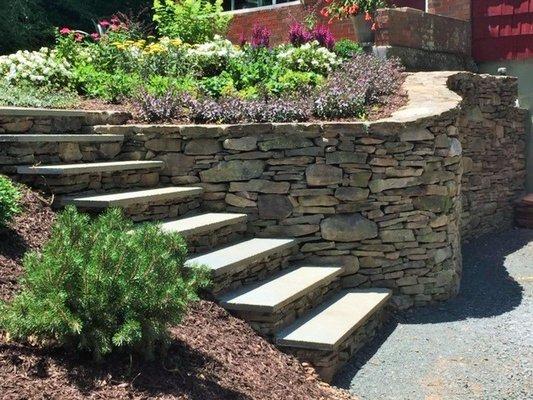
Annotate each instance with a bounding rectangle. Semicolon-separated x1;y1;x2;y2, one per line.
276;288;391;351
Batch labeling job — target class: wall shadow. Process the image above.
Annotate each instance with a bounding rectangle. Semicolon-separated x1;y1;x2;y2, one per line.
333;227;532;387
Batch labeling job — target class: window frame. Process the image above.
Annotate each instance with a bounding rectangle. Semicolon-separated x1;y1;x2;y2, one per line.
224;0;300;13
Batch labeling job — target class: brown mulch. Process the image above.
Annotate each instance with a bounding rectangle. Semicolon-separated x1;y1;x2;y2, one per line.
0;185;356;400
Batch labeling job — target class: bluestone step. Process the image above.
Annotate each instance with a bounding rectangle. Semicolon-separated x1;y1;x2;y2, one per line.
17;160;163;175
185;238;296;277
276;289;391;351
160;213;247;237
62;186;203;208
219;265;343;313
0;134;124;143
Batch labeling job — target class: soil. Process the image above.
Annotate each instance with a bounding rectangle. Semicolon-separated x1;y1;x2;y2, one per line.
74;83;408;125
0;185;355;400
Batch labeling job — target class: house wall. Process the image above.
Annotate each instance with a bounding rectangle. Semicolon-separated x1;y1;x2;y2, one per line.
427;0;471;21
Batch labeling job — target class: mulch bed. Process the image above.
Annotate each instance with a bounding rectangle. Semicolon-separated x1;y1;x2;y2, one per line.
0;185;356;400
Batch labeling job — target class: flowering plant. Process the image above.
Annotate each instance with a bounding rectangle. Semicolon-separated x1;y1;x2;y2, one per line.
0;48;72;89
187;35;242;76
288;23;335;50
277;41;340;75
320;0;387;25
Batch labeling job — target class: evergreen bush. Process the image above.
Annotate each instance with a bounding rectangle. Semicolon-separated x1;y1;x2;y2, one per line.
0;206;209;360
0;175;22;228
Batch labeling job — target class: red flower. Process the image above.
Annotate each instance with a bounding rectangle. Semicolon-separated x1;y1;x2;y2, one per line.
320;7;330;17
74;32;84;42
90;33;100;41
365;12;372;21
99;19;111;28
59;27;72;35
371;22;377;31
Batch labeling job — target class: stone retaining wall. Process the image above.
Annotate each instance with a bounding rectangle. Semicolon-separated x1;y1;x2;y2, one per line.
448;73;528;240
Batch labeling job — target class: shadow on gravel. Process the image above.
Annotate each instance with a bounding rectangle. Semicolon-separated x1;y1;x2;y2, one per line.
333;228;533;387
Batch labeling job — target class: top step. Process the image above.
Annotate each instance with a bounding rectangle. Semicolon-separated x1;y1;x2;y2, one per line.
17;160;163;175
0;106;128;119
0;134;124;143
276;289;391;351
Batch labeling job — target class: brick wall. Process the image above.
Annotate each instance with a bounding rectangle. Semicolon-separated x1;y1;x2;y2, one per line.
427;0;471;21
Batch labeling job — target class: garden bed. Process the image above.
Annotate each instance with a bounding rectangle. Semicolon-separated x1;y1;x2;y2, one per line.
0;185;354;400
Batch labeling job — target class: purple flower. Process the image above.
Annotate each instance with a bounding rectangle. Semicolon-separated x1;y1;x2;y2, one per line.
312;25;335;50
288;23;312;46
251;23;271;48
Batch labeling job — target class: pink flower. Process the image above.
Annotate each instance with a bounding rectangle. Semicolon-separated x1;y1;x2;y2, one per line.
74;32;84;42
90;33;100;41
59;27;72;35
99;19;110;28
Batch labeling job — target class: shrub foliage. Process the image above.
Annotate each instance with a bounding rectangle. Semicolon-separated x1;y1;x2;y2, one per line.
0;175;22;228
0;206;209;360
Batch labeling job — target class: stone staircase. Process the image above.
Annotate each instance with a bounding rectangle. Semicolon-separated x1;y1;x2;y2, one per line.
0;111;391;383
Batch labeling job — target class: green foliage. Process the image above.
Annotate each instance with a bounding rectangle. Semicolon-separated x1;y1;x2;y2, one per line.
334;39;363;59
0;1;152;55
200;72;235;98
153;0;231;44
268;70;325;96
0;206;210;360
0;81;80;108
144;75;198;96
73;65;141;103
0;176;22;228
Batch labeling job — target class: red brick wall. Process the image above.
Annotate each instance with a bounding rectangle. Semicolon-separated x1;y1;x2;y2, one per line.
226;1;425;45
427;0;472;21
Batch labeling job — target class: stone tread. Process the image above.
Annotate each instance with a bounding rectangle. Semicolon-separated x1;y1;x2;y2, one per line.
218;265;343;313
62;186;203;208
17;160;163;175
276;289;392;351
0;106;126;117
0;134;124;143
159;213;247;237
185;238;296;277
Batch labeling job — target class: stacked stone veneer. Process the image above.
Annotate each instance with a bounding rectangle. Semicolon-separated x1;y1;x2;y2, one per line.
1;72;525;309
448;73;528;240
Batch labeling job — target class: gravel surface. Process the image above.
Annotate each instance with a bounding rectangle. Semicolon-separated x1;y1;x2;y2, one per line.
335;228;533;400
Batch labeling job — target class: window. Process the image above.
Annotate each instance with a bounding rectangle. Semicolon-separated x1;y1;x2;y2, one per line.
222;0;295;12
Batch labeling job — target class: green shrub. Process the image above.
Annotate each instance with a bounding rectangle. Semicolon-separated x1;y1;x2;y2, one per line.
153;0;231;44
0;206;210;360
334;39;364;59
0;82;80;108
0;176;22;228
74;65;141;103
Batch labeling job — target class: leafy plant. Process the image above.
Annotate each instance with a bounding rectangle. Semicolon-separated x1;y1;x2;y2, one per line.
74;64;141;103
0;176;22;228
250;23;271;49
334;39;363;59
0;206;210;360
310;25;335;50
277;41;340;75
0;81;80;108
153;0;231;44
135;89;192;122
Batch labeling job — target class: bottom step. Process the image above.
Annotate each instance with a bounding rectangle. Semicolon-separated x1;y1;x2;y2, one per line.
276;289;391;382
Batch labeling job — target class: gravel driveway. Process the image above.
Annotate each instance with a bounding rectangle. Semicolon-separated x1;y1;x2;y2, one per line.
334;228;533;400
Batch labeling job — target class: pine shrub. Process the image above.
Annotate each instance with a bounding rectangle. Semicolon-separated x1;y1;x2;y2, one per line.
0;175;22;228
0;206;210;360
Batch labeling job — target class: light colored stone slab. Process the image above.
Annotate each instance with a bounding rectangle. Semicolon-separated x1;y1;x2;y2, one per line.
0;106;123;117
17;161;163;175
276;289;392;351
0;134;124;143
219;265;342;313
63;186;202;208
159;213;247;237
186;238;296;277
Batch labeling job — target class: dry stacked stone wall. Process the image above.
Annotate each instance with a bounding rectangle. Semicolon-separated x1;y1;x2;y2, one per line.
93;72;527;308
449;73;528;240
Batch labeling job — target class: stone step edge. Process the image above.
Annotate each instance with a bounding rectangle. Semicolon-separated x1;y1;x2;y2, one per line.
160;213;247;237
275;289;392;352
218;265;343;313
61;186;203;208
185;238;296;278
0;134;124;143
0;106;130;118
17;160;164;175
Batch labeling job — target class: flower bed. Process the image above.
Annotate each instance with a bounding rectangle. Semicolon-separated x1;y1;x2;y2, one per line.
0;2;405;124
